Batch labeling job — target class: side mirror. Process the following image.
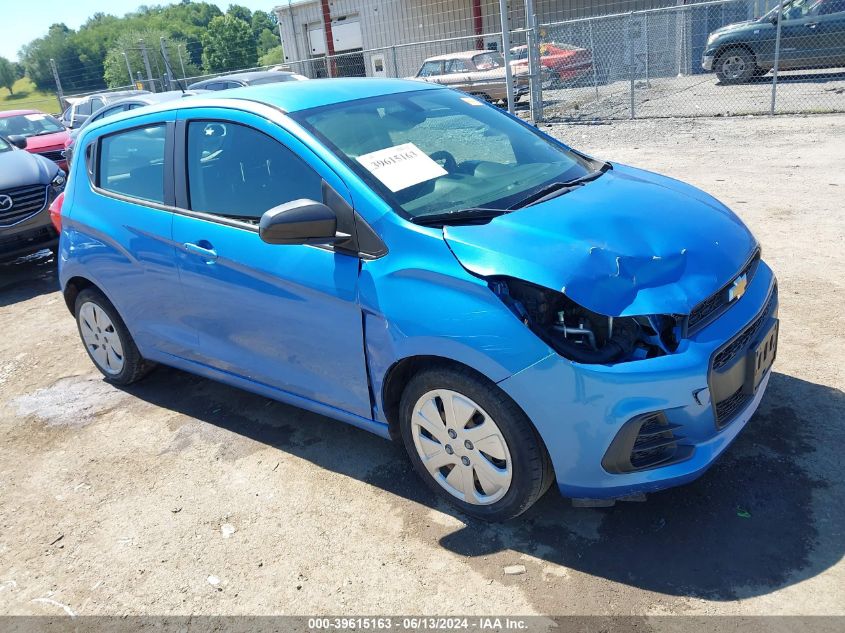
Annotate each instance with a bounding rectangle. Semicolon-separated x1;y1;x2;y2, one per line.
7;135;27;150
259;199;345;245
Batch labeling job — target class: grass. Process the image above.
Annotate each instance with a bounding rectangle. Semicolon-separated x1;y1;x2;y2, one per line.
0;77;62;114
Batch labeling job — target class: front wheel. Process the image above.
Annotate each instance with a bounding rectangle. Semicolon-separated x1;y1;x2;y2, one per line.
399;366;553;521
715;47;757;84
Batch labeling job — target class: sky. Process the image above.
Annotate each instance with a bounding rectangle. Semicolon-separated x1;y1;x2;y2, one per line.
0;0;274;61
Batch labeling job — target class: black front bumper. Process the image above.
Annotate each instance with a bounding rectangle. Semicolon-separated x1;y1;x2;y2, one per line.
0;208;57;261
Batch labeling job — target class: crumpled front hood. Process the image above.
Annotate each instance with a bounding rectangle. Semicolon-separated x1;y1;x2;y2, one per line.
443;164;757;317
0;150;55;190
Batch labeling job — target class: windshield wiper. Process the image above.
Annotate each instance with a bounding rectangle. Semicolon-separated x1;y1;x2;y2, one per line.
508;161;612;210
412;207;509;226
36;130;60;136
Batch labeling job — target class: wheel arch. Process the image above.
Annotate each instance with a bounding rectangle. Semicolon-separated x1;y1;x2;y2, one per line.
714;42;758;67
63;275;98;315
379;355;552;466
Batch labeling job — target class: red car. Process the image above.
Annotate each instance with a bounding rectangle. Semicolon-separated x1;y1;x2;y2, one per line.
0;110;70;172
510;43;593;83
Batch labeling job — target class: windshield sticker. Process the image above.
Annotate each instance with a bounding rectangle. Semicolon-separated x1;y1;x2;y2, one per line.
356;143;447;192
460;96;484;106
24;114;46;121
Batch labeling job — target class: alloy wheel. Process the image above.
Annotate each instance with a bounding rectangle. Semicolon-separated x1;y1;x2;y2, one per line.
78;302;125;375
410;389;513;505
721;55;746;80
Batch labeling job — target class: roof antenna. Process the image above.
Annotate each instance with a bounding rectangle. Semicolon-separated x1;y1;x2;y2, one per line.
160;37;186;93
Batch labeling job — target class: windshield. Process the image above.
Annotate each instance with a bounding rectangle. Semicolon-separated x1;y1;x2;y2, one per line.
293;88;595;219
762;0;823;20
0;113;64;138
0;137;11;153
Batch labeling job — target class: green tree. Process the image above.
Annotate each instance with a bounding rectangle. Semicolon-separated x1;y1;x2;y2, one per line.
201;15;257;73
251;10;276;40
226;4;253;24
259;46;284;67
0;57;15;95
16;2;228;93
257;29;279;57
102;30;200;89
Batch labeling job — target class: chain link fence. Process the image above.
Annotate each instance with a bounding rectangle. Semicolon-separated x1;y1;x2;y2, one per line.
41;0;845;123
539;0;845;121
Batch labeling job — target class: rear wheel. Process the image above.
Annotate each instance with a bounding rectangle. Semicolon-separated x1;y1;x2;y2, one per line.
75;288;153;385
399;366;553;521
715;47;757;84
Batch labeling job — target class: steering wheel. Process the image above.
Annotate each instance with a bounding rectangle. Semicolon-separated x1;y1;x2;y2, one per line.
429;150;458;173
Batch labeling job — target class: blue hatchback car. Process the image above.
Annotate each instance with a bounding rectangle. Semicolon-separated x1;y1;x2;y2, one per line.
57;79;778;521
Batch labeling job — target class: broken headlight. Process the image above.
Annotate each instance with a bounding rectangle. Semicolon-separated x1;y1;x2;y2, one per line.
489;277;681;364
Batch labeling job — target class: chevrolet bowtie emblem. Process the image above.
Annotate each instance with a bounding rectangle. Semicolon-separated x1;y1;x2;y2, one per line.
728;274;748;302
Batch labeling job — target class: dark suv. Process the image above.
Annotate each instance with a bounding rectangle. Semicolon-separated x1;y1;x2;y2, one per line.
703;0;845;83
0;136;66;261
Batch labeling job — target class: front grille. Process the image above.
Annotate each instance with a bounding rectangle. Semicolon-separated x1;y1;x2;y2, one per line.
0;185;49;226
36;150;65;163
713;285;778;370
710;283;778;428
688;249;761;333
714;387;751;428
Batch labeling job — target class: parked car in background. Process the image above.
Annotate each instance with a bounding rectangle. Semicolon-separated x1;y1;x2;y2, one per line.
703;0;845;83
187;70;307;91
411;51;537;103
57;79;778;521
510;43;593;84
0;135;66;261
63;90;209;166
60;90;151;129
0;110;70;171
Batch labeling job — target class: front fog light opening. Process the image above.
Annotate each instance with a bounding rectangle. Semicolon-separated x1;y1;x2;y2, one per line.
602;412;693;474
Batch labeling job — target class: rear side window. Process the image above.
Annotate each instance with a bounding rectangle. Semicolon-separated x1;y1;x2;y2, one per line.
186;121;322;221
98;124;167;203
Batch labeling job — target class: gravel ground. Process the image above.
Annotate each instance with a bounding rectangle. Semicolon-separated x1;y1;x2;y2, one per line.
543;70;845;120
0;114;843;619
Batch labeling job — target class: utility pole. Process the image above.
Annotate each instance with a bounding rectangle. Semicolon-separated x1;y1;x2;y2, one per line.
122;50;133;87
524;0;543;123
49;58;64;109
498;0;515;114
319;0;337;78
176;45;187;80
160;37;173;91
770;1;785;115
139;39;156;92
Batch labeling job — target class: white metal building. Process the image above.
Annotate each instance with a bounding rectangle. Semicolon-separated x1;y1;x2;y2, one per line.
272;0;696;79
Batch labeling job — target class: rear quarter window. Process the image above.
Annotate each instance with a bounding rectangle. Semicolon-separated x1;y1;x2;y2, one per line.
98;124;167;203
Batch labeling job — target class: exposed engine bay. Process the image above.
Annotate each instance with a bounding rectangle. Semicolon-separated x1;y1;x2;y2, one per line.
489;277;682;364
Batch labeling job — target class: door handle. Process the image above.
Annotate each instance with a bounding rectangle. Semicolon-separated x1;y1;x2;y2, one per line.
806;22;818;28
183;241;218;261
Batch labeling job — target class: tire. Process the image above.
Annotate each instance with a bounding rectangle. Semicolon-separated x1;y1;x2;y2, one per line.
399;365;554;522
715;47;757;84
74;288;154;385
